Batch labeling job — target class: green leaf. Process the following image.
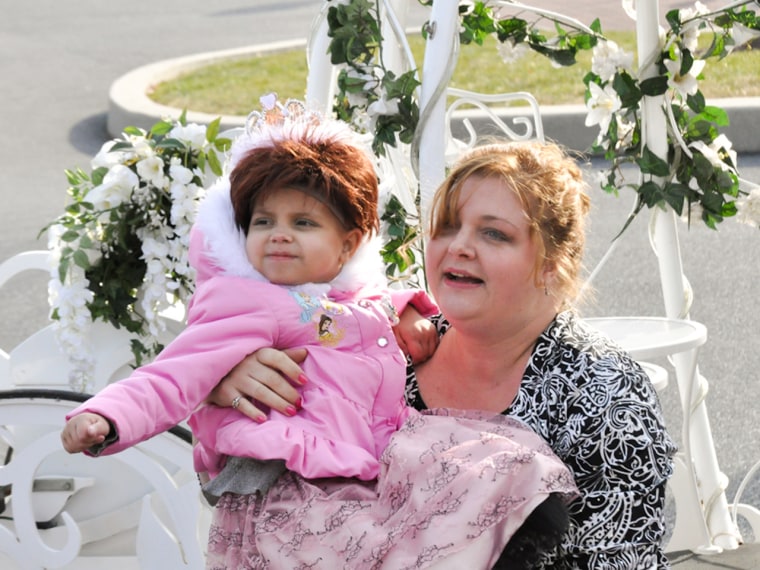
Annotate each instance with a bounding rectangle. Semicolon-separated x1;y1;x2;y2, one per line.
665;9;682;33
661;181;689;214
90;166;109;186
680;49;694;77
206;148;223;176
206;117;221;142
123;126;144;136
637;180;666;207
637;146;671;177
155;138;187;151
699;105;730;127
150;119;174;137
214;137;232;152
72;249;90;270
639;76;669;96
612;71;642;108
60;230;81;242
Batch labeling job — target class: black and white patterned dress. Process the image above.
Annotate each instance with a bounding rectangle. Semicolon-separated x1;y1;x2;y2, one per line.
404;310;677;569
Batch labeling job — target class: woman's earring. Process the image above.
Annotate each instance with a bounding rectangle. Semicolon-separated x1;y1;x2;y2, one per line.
544;284;549;296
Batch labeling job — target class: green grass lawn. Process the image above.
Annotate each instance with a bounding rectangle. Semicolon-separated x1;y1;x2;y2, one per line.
149;32;760;116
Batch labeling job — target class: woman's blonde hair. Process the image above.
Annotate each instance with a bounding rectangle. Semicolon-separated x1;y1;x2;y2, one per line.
428;140;591;303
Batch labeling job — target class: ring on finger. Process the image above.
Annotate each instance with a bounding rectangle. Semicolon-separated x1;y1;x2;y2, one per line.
231;395;242;410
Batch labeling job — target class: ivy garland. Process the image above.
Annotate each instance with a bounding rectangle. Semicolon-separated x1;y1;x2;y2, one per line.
324;0;760;280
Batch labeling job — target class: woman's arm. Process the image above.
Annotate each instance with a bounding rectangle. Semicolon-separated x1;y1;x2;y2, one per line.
554;360;676;568
209;303;441;419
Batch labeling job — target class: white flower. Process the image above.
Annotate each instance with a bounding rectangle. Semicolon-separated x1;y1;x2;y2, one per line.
585;82;622;132
131;136;154;159
367;97;400;117
91;140;132;169
690;134;738;172
170;181;201;226
350;109;373;133
730;23;760;50
497;39;530;64
169;157;194;185
86;164;138;209
678;2;709;51
170;123;208;150
664;51;706;97
137;155;168;189
735;186;760;228
591;40;633;82
345;66;379;92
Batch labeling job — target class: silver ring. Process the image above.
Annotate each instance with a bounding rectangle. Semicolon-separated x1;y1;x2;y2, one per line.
231;396;242;410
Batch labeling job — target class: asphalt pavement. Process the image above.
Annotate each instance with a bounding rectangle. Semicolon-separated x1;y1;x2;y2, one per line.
2;1;759;568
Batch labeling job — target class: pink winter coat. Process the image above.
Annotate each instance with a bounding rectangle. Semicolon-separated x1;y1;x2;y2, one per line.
66;180;436;481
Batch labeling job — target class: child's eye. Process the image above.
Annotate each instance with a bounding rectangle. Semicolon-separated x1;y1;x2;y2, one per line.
250;217;271;227
295;218;318;227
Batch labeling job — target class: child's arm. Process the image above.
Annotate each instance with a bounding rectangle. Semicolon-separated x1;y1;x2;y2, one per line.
61;413;113;454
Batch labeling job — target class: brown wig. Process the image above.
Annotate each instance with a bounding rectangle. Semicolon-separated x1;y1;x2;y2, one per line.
229;127;379;236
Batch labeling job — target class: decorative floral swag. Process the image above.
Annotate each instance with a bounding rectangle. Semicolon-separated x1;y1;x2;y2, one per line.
45;0;760;389
327;0;760;249
43;113;231;391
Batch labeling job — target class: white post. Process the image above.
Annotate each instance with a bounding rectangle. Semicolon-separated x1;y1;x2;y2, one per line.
380;0;410;76
305;3;337;114
635;0;741;553
417;0;460;226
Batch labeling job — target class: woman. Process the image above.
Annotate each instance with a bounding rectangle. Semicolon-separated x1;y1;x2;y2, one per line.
211;141;677;568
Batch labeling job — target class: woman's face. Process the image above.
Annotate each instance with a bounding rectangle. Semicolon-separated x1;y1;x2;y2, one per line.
425;175;551;328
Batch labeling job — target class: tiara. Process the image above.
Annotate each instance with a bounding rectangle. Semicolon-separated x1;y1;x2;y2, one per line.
244;93;323;136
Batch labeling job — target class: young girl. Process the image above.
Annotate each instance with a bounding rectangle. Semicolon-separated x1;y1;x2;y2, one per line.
61;98;577;569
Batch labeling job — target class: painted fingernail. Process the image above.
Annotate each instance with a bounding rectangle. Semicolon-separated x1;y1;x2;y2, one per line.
255;415;267;424
295;397;303;410
298;374;308;385
285;406;298;417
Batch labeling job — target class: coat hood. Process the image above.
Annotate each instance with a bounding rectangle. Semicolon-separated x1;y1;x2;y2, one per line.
189;176;387;300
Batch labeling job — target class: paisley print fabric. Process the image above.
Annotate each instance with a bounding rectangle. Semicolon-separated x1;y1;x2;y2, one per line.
206;409;578;569
405;311;677;569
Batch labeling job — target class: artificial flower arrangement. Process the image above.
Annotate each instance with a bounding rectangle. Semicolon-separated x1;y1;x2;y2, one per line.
43;112;231;391
326;0;760;244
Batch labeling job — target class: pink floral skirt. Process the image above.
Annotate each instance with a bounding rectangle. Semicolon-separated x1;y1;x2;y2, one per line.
205;409;577;569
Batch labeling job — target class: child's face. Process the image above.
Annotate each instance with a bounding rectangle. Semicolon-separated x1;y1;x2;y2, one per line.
246;187;361;285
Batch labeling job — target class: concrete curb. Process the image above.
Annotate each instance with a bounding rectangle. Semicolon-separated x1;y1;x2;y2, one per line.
107;39;308;137
107;42;760;154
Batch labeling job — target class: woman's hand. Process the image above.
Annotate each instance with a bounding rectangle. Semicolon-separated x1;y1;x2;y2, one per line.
207;347;308;422
393;306;439;365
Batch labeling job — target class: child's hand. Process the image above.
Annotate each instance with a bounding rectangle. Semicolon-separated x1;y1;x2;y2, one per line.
393;306;439;365
61;413;111;453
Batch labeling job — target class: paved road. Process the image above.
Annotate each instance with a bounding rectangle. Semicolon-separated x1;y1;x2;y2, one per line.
2;0;759;564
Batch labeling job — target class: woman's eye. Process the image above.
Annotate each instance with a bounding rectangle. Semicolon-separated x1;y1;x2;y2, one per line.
436;222;458;235
484;228;509;241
